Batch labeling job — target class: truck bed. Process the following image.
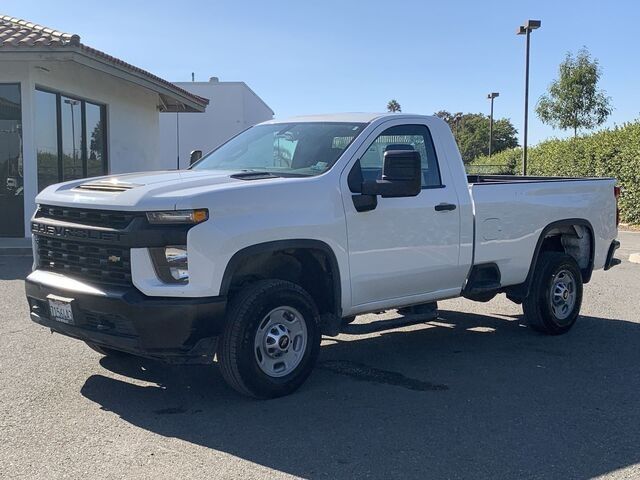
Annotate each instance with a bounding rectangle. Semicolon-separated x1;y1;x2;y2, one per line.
467;174;611;184
468;176;617;288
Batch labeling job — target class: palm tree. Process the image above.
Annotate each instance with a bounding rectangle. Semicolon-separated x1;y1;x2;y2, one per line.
387;99;401;112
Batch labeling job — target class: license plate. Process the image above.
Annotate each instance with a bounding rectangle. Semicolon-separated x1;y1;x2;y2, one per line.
47;295;74;325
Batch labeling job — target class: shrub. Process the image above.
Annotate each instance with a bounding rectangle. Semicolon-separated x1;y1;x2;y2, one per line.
466;148;521;175
468;121;640;224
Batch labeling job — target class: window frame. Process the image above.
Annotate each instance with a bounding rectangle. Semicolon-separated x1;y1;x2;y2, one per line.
0;82;25;237
356;123;444;190
35;87;108;190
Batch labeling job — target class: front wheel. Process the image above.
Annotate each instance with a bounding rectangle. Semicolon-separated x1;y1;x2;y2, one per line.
217;280;321;398
523;252;583;335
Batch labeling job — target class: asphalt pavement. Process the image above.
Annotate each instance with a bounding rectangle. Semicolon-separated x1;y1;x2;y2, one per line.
1;231;639;479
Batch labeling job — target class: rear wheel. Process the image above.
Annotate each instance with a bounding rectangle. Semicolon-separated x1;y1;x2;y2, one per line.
217;280;321;398
523;252;583;335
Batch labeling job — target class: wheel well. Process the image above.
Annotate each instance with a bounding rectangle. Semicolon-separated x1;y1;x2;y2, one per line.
538;224;593;281
222;244;340;317
505;220;594;303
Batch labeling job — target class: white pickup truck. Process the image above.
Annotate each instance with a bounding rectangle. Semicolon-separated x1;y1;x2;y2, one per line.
26;113;621;398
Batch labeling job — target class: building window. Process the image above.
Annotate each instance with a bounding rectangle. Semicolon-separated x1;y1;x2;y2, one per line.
35;90;58;192
0;83;23;237
35;88;107;192
85;102;106;178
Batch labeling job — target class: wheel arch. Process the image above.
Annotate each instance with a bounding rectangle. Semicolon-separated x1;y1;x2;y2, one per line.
506;218;594;301
220;239;342;318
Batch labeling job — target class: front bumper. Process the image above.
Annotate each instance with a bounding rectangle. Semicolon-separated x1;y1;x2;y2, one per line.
25;270;227;362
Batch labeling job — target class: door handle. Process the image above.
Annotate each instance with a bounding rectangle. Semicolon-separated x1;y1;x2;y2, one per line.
434;203;457;212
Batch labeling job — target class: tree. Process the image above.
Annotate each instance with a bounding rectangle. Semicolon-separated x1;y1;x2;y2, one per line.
434;110;463;138
536;48;612;137
387;99;401;112
434;110;458;125
89;120;104;160
434;111;518;162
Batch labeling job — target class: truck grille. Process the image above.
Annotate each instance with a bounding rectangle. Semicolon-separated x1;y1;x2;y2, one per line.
36;204;140;229
35;235;132;287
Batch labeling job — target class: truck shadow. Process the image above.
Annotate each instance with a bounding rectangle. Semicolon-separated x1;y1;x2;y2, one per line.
81;310;640;479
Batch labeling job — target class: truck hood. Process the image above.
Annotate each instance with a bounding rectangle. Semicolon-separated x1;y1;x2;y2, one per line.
35;169;266;211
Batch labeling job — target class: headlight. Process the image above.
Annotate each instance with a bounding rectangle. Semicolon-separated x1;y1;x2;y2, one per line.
150;246;189;283
146;209;208;225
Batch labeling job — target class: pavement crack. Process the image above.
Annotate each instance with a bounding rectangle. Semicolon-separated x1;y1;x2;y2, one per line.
318;360;448;392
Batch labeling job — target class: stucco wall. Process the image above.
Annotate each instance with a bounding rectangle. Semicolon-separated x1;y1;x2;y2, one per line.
158;80;273;169
0;58;163;237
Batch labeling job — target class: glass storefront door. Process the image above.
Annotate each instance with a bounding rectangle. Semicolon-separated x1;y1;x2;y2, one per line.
0;84;23;237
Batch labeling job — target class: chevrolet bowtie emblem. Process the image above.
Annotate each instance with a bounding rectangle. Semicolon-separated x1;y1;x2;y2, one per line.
108;255;121;263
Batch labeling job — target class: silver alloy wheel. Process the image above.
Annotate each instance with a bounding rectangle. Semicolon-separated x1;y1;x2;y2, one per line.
254;306;308;378
549;269;577;323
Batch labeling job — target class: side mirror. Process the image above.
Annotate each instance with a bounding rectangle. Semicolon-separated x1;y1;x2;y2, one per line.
361;150;422;198
190;150;203;166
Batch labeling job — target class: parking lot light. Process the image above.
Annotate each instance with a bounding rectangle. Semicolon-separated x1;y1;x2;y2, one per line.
517;19;541;175
487;92;499;157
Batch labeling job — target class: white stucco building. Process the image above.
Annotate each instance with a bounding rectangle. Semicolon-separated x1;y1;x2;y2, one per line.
159;77;274;169
0;14;208;238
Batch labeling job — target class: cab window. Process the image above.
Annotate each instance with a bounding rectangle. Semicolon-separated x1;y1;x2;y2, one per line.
359;124;442;187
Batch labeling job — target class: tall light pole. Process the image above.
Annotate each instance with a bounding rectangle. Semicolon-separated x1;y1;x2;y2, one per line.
487;92;499;157
517;19;541;175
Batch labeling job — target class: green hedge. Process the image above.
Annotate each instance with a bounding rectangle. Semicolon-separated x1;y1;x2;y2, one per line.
468;122;640;224
467;148;522;175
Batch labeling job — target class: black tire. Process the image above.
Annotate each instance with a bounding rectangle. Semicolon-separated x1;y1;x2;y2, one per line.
523;252;583;335
217;279;321;399
84;342;128;357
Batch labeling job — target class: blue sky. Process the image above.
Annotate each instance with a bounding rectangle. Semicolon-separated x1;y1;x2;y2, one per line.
5;0;639;145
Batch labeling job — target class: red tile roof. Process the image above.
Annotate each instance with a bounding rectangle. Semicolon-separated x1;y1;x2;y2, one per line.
0;14;208;111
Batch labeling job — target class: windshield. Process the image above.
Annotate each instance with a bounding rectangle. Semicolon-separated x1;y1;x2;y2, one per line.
191;122;366;176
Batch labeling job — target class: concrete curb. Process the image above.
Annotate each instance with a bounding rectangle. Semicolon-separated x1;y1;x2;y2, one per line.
630;253;640;264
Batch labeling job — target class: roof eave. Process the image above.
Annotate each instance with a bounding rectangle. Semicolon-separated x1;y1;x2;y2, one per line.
74;47;208;112
0;46;207;112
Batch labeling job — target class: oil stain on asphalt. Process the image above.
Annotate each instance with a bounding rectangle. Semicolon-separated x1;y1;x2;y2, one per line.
319;360;448;391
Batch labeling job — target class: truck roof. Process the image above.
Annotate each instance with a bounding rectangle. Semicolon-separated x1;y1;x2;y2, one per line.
262;112;433;124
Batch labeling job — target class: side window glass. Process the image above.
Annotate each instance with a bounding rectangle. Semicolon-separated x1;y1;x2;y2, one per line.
358;124;442;187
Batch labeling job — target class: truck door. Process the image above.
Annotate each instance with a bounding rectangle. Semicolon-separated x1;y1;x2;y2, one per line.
341;121;462;308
